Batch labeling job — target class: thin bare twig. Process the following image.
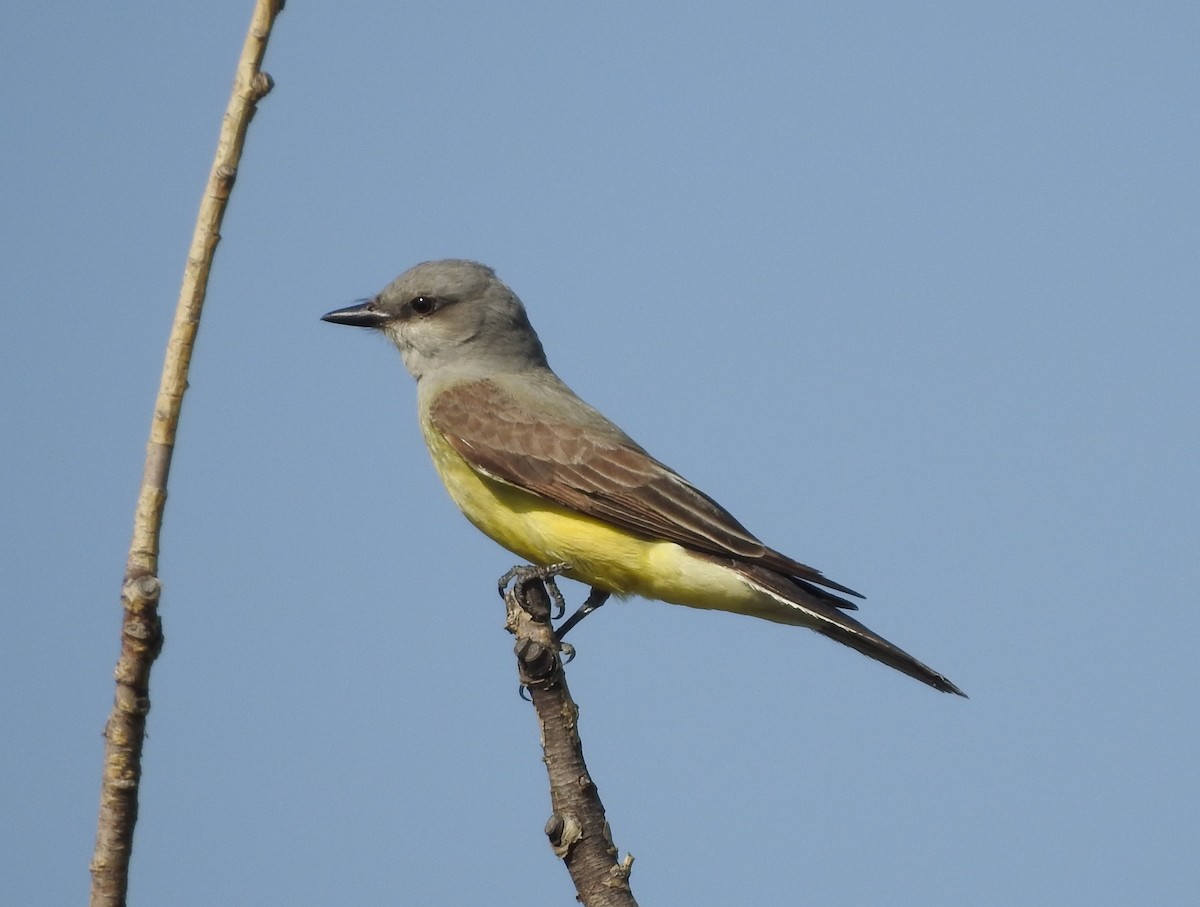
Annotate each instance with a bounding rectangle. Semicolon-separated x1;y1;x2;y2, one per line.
89;3;284;905
505;575;639;907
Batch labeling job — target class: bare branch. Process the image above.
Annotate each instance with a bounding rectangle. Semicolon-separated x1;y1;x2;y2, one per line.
505;574;639;907
89;3;285;905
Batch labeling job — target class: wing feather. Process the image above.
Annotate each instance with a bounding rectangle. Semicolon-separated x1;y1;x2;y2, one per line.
430;379;862;606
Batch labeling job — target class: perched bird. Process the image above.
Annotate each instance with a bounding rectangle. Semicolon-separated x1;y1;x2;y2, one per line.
323;260;963;695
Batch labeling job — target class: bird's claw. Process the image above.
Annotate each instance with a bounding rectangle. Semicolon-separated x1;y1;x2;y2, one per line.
498;563;571;618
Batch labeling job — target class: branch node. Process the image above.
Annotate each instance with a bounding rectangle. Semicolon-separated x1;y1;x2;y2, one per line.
514;637;557;681
123;695;151;717
122;575;162;607
122;618;155;642
606;854;636;886
251;71;274;98
545;812;583;858
213;165;238;197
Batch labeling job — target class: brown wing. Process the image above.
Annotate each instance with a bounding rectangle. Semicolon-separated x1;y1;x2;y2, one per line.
429;379;862;606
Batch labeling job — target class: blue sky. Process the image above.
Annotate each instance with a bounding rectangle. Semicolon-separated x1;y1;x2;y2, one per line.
2;2;1197;904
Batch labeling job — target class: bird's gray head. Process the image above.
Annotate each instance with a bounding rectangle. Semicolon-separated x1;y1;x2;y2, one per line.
322;259;549;381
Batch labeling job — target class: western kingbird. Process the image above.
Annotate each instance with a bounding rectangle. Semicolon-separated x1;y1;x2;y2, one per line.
323;260;963;696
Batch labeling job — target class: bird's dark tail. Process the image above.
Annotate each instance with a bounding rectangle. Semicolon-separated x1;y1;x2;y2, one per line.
731;561;966;696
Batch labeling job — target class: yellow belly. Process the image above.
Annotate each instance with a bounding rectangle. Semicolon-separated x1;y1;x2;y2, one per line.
421;419;757;612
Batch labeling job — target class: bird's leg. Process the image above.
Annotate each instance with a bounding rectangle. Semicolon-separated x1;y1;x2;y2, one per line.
555;587;611;640
498;562;571;619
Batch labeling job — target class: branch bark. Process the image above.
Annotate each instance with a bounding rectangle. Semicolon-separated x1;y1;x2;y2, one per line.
89;3;284;905
505;576;639;907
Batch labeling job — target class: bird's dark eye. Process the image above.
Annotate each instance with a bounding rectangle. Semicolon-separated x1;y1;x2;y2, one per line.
410;295;436;315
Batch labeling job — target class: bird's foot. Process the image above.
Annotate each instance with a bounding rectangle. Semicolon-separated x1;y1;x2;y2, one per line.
498;562;572;620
